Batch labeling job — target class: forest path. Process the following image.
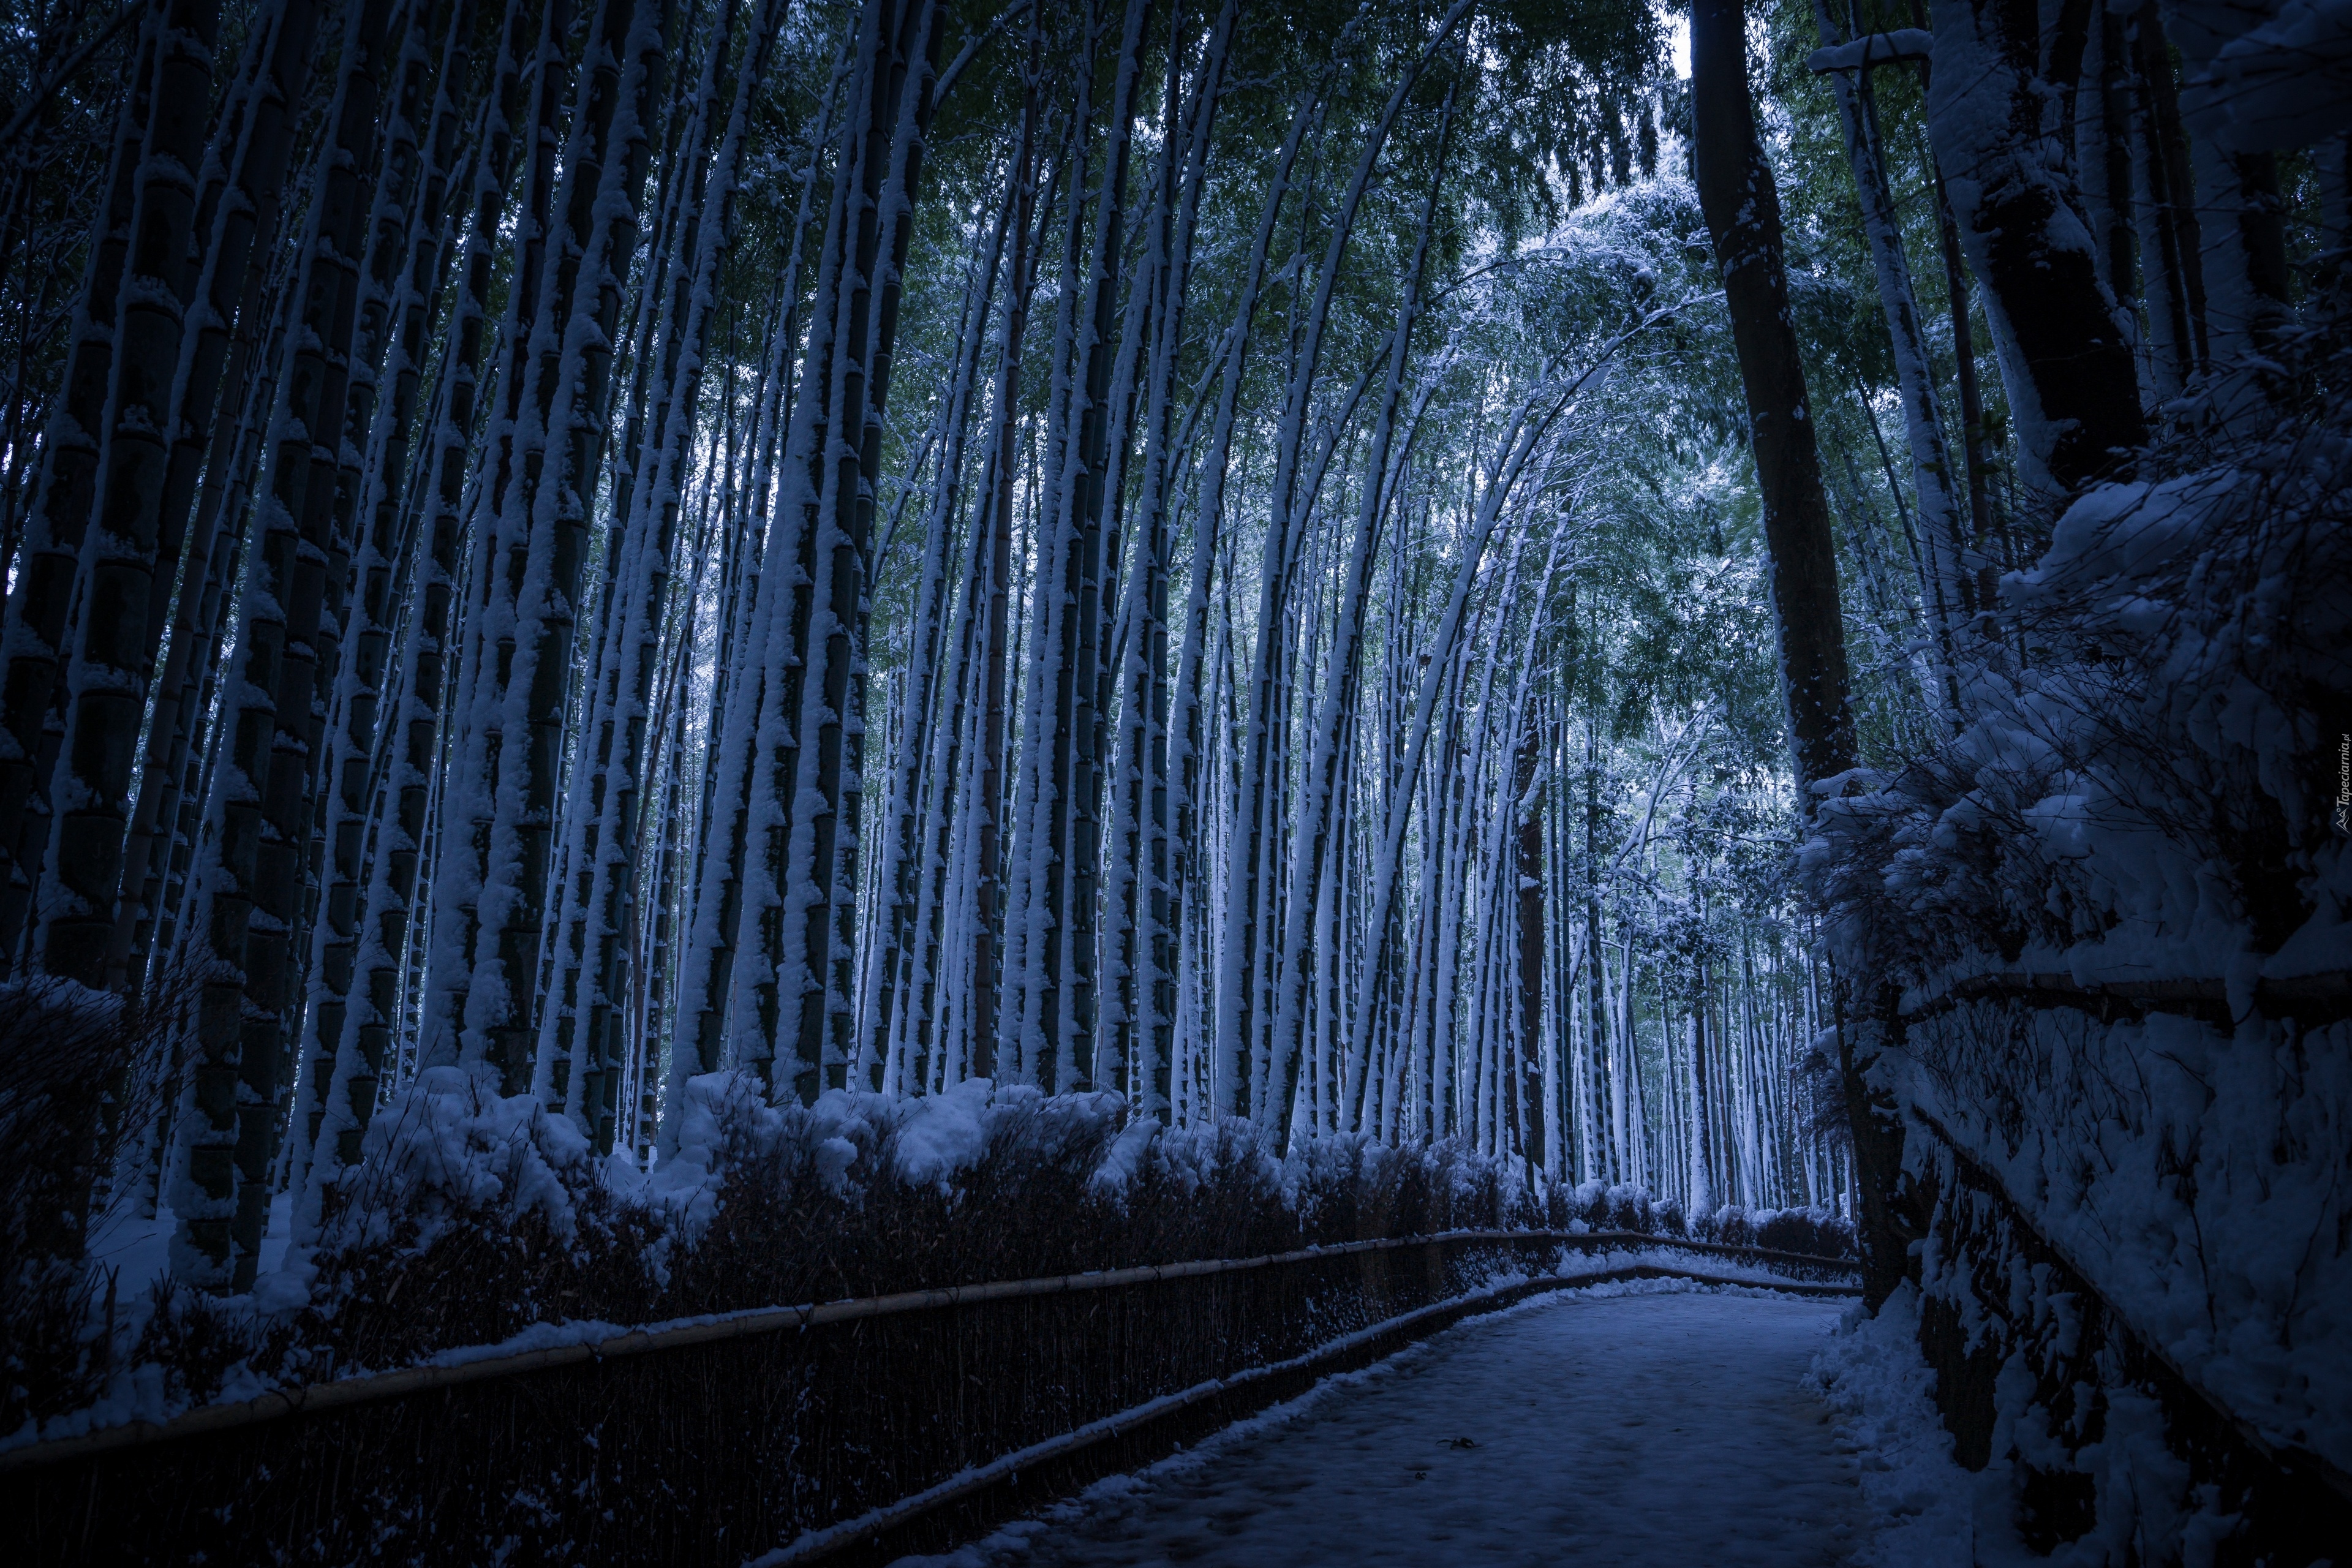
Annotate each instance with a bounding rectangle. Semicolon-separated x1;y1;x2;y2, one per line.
905;1287;1863;1567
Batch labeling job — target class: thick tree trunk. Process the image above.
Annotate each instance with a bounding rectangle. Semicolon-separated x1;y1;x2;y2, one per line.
168;0;398;1291
2128;9;2209;396
1691;0;1898;1303
1690;0;1858;797
2078;5;2141;328
37;0;227;986
0;7;161;960
1925;0;2148;496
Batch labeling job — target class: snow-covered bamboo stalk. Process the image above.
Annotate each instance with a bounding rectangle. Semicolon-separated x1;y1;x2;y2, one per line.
417;0;581;1075
327;0;541;1174
1336;349;1623;1131
1514;699;1548;1171
442;0;668;1091
1101;0;1234;1117
166;0;399;1291
1066;132;1161;1100
105;0;327;999
702;0;918;1105
854;173;1009;1082
957;18;1044;1085
530;0;741;1115
1015;0;1152;1092
0;4;162;956
34;0;230;985
767;0;944;1101
293;0;491;1219
660;18;852;1121
995;21;1099;1090
1214;0;1472;1126
146;236;306;986
1262;81;1455;1140
889;439;995;1093
1809;0;1966;698
547;0;782;1144
1158;67;1318;1114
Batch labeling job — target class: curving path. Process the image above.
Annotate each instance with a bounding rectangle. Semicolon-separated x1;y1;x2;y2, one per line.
906;1286;1863;1567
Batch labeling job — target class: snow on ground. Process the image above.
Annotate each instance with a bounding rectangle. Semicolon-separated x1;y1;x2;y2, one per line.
900;1282;1866;1567
1806;1284;2028;1568
81;1193;295;1298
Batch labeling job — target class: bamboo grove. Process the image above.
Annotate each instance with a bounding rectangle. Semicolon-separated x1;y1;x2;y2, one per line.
0;0;1972;1299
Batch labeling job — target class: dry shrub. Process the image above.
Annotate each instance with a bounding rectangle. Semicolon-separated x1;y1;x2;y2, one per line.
1;974;188;1432
94;1077;1855;1417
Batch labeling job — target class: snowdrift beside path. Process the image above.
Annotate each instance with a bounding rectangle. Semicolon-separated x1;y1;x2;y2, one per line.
1807;1284;2030;1568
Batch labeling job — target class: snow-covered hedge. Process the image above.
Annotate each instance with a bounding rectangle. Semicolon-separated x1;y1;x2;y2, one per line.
10;1068;1849;1446
1809;326;2352;1553
0;978;176;1439
1806;366;2348;989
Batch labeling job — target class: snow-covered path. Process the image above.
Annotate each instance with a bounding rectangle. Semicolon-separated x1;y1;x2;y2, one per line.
914;1286;1862;1567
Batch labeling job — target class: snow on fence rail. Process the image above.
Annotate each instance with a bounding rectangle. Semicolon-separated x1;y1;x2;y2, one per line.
1899;969;2352;1029
1904;1107;2352;1507
1892;1110;2350;1564
1;1230;1852;1566
1879;970;2352;1562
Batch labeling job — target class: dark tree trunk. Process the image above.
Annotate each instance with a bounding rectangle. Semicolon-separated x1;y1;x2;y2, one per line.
1924;0;2149;496
1691;0;1905;1304
2130;10;2209;390
1689;0;1857;799
2089;5;2139;315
